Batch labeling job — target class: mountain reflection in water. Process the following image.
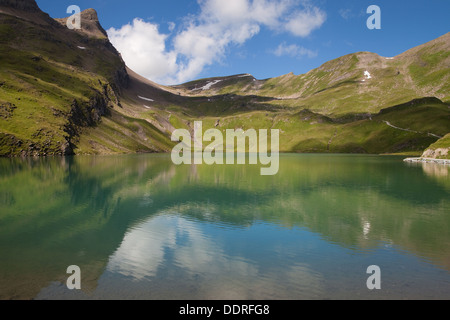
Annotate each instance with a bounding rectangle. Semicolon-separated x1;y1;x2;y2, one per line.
0;154;449;300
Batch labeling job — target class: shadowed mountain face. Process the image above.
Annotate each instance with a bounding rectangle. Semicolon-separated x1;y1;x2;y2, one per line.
0;0;40;12
0;1;448;157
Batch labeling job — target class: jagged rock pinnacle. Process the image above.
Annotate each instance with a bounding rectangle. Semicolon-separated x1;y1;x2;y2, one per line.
80;8;99;22
53;7;107;39
79;8;108;38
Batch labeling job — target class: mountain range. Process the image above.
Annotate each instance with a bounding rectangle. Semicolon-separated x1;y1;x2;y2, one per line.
0;0;449;158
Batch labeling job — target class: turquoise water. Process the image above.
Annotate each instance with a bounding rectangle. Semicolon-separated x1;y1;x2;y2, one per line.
0;154;449;299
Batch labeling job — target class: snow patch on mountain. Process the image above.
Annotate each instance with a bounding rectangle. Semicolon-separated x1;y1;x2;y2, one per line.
193;80;222;91
138;96;154;102
237;74;252;78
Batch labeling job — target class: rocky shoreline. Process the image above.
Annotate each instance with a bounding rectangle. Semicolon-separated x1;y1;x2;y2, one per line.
404;157;450;165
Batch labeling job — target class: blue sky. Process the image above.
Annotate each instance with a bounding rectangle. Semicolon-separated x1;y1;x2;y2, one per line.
36;0;450;85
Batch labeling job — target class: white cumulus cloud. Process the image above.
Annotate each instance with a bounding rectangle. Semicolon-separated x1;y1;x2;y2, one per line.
273;43;317;59
284;7;326;37
107;0;326;85
108;19;178;83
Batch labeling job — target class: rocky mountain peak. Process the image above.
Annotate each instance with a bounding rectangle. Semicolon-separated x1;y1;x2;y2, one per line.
80;8;99;22
55;8;107;39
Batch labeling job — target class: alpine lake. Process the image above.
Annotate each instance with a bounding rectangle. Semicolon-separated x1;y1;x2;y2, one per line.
0;153;449;300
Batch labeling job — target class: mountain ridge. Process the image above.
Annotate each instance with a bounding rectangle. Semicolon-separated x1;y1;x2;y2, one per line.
173;32;449;112
55;8;108;39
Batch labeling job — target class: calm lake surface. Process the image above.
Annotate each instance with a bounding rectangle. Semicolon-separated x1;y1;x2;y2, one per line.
0;154;449;300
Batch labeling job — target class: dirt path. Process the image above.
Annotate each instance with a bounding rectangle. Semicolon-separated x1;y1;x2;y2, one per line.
327;129;338;151
383;121;442;139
